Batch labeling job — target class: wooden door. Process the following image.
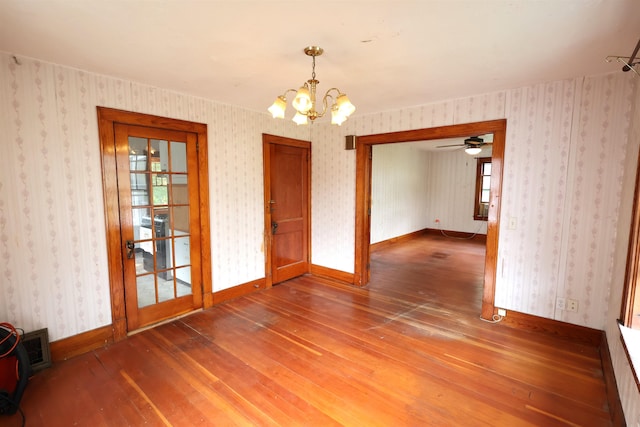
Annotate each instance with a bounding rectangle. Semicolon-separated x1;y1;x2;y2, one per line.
263;134;310;285
114;124;203;330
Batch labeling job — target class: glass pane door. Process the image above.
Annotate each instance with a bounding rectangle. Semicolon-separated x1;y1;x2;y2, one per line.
128;136;192;308
115;123;201;330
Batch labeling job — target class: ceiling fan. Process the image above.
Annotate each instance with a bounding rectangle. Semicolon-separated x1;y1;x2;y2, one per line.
437;135;492;155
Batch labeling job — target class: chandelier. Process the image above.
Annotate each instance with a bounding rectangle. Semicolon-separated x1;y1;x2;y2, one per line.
268;46;356;126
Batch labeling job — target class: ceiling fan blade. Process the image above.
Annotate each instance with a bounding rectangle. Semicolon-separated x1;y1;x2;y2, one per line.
436;143;465;148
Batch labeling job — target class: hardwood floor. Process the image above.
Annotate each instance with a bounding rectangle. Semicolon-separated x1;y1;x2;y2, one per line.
7;234;613;426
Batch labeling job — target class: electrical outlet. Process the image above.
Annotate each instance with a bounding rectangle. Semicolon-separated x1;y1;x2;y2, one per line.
497;308;506;317
556;297;566;310
567;299;579;312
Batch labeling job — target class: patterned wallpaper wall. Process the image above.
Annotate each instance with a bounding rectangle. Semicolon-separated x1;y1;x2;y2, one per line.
606;78;640;425
0;51;636;338
2;49;640;426
424;147;491;236
315;73;635;331
0;52;309;341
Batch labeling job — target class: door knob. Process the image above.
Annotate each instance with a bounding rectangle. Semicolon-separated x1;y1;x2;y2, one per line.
126;240;135;259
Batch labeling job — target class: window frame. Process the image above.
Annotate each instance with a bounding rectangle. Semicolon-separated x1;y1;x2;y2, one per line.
621;149;640;328
474;157;492;221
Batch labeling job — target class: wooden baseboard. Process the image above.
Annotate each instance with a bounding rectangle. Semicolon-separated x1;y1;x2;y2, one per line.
310;264;355;285
371;229;429;252
212;278;266;304
50;324;114;362
499;309;602;346
424;227;487;243
371;229;487;251
600;333;626;427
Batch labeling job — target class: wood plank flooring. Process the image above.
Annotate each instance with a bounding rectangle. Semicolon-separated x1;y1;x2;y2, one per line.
7;234;613;426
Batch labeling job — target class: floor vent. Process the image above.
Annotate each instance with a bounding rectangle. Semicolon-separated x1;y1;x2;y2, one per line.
21;328;52;372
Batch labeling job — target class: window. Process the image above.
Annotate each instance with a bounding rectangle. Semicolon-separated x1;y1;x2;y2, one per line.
474;157;491;221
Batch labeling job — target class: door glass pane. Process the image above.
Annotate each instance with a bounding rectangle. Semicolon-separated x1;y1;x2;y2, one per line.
176;267;191;296
157;272;175;303
174;236;190;268
136;273;156;308
132;207;151;243
128;134;192;309
171;141;187;173
151;139;169;172
152;175;168;206
173;206;190;234
130;173;149;206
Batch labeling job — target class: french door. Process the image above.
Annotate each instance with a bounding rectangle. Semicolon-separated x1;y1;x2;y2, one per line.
115;124;203;330
98;108;211;337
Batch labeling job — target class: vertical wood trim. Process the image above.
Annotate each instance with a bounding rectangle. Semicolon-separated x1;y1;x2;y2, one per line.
354;143;371;285
197;129;213;309
354;119;507;319
113;124;140;329
620;147;640;325
97;109;127;340
482;126;505;320
96;107;211;338
262;136;273;288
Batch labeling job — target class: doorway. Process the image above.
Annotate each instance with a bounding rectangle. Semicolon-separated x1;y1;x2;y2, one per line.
98;108;211;339
262;134;311;286
354;119;506;320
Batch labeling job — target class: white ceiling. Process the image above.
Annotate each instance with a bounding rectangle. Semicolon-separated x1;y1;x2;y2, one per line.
1;1;639;119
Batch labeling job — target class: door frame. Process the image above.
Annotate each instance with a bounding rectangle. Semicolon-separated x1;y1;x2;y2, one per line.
354;119;506;320
97;107;212;340
262;133;312;287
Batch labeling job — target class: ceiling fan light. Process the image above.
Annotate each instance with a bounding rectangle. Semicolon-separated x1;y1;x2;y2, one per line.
268;96;287;119
292;111;308;125
292;85;312;113
336;93;355;117
465;147;482;155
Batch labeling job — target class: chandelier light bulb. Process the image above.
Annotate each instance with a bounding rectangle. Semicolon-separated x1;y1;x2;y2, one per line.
292;85;312;113
268;96;287;119
292;111;308;125
336;94;356;117
331;106;347;126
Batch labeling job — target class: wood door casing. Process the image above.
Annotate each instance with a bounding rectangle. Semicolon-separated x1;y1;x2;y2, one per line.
98;107;212;340
355;119;506;321
263;134;311;286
